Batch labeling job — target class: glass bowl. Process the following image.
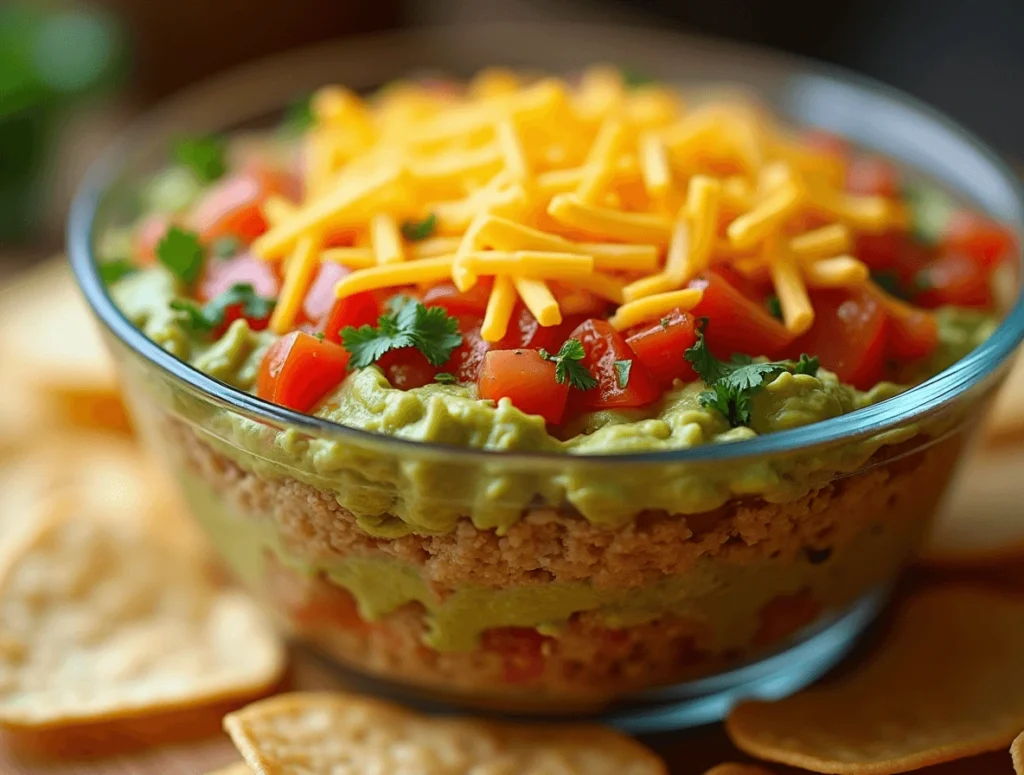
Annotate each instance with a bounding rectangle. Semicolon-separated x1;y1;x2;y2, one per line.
67;24;1024;732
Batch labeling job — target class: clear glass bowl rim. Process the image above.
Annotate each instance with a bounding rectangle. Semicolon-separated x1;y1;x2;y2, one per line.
67;22;1024;467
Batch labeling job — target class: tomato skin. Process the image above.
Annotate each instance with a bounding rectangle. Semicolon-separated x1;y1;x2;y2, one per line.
197;253;281;333
801;128;851;162
942;211;1017;269
303;262;351;324
625;309;699;389
887;305;939;362
792;287;888;390
478;349;568;424
318;291;382;344
421;280;493;317
495;305;586;353
257;331;349;412
689;271;796;360
913;252;993;309
846;156;900;198
568;319;660;409
443;314;490;384
189;172;277;244
376;350;438;390
134;214;172;264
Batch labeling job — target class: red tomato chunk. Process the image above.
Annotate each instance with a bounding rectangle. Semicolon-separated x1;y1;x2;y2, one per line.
625;309;699;389
478;349;568;424
257;331;349;412
569;319;660;409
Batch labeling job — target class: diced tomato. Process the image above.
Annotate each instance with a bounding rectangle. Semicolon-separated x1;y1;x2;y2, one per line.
257;331;349;412
478;349;568;424
845;156;900;198
421;280;493;317
801;128;850;162
688;271;796;359
318;291;382;344
888;305;939;361
442;314;490;383
792;287;888;390
302;263;351;324
568;319;660;409
265;554;368;634
854;231;935;284
376;350;439;390
189;171;283;244
913;252;993;309
197;252;281;332
495;305;587;353
134;214;172;264
942;211;1017;269
481;627;549;684
625;309;700;389
198;252;280;302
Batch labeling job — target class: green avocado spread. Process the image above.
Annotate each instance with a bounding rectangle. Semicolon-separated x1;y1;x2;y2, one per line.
111;267;995;534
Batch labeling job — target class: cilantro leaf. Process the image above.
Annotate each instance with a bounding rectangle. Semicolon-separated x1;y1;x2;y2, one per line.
173;135;226;183
614;359;632;389
620;66;655;88
400;213;437;242
171;283;276;335
99;259;137;286
314;332;326;341
765;295;783;320
280;94;315;134
539;339;599;392
156;227;205;285
386;293;416;314
341;302;462;369
434;372;457;384
684;320;820;427
211;235;242;259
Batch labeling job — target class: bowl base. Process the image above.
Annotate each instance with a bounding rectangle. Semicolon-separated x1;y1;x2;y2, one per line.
294;587;886;734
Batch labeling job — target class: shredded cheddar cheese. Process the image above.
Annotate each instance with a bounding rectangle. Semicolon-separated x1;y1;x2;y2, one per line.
252;68;914;343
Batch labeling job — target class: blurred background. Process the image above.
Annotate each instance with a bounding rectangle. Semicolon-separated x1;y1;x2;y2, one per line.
2;0;1023;276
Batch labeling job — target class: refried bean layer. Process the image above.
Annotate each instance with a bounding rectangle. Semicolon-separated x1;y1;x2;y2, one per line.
167;417;964;592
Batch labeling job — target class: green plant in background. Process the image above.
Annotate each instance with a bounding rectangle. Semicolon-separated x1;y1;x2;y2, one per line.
0;3;127;243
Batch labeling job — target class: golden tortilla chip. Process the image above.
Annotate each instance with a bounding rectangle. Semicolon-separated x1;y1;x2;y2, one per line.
1013;731;1023;775
208;765;252;775
726;587;1024;774
920;448;1024;566
703;765;776;775
0;259;127;433
224;692;666;775
0;496;285;730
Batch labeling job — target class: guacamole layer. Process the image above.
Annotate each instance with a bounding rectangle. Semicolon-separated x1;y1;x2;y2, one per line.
114;268;994;533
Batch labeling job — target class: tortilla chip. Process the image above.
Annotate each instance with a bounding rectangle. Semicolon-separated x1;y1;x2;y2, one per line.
0;496;285;730
208;765;253;775
726;587;1024;774
703;765;776;775
920;448;1024;565
1013;731;1023;775
224;692;667;775
0;259;127;433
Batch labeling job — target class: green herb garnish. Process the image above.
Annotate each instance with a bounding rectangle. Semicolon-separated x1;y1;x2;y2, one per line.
280;94;315;134
539;339;599;391
99;259;137;286
211;235;242;259
386;294;416;314
170;283;276;334
903;183;953;247
400;213;437;242
155;226;205;285
173;135;227;183
765;295;783;320
620;66;655;88
341;301;462;368
434;372;458;384
684;320;820;427
613;359;632;389
314;332;326;341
